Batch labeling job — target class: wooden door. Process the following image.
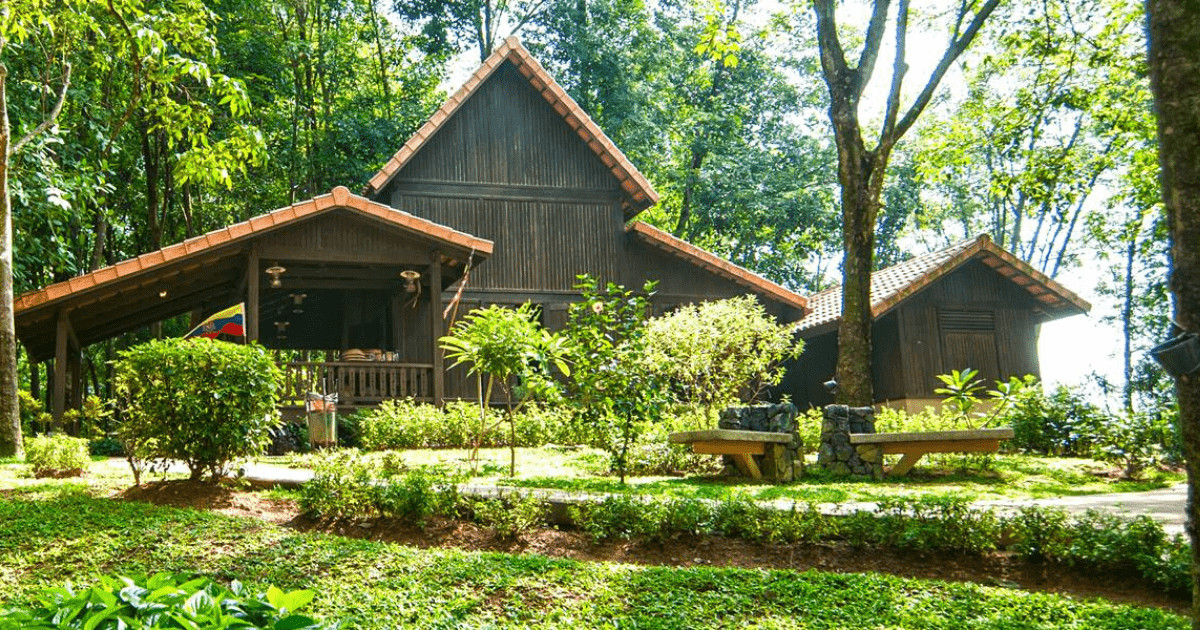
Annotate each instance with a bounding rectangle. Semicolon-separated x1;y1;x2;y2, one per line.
939;309;1001;383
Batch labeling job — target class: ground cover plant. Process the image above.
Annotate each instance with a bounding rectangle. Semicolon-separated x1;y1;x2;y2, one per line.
0;483;1187;629
0;573;331;629
297;451;1192;596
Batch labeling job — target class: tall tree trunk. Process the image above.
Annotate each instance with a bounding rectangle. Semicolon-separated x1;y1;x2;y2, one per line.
1145;1;1200;625
1122;224;1137;413
0;63;21;457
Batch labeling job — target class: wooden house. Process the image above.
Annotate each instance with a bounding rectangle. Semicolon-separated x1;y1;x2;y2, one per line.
14;38;808;414
777;235;1092;411
359;37;809;399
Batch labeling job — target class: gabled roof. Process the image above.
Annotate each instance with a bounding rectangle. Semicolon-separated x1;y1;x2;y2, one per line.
363;37;658;217
626;221;808;313
794;234;1091;334
16;186;493;316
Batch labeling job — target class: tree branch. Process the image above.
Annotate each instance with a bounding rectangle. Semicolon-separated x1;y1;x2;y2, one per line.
891;0;1001;141
855;0;894;97
812;0;851;84
878;0;909;147
9;63;72;156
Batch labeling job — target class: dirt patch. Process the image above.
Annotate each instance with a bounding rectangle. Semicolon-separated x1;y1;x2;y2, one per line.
120;484;1188;614
117;480;298;524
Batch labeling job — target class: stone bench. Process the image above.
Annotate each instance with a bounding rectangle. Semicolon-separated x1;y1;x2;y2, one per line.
668;429;798;482
849;427;1015;477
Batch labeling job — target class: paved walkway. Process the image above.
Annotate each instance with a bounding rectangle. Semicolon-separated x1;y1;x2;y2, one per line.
237;463;1191;533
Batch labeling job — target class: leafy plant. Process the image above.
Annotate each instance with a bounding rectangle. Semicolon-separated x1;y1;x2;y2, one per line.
468;493;549;539
1000;383;1105;455
23;435;90;477
563;275;669;484
440;303;568;475
644;295;803;417
112;338;282;483
934;370;1034;429
0;572;331;629
1094;411;1168;479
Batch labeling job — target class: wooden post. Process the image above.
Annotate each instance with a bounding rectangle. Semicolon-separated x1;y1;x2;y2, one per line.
246;247;260;342
429;250;444;406
52;310;68;420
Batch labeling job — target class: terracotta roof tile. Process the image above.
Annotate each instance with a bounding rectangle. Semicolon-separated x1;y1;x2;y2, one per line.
626;222;807;313
364;37;659;218
15;188;494;314
793;235;1092;334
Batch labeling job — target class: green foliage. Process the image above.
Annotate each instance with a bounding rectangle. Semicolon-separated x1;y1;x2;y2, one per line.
440;303;567;475
468;493;549;540
1094;411;1170;479
563;276;669;484
356;399;583;451
0;492;1184;629
16;391;43;437
299;449;379;519
934;370;1033;429
0;572;330;629
88;437;125;458
1001;384;1105;455
23;435;90;478
112;338;282;483
644;296;803;411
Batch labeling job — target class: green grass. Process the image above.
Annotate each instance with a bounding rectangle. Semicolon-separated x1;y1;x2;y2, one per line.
259;447;1183;503
0;485;1186;629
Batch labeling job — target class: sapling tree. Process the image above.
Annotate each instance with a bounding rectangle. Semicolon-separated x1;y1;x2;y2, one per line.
563;275;668;484
440;303;567;476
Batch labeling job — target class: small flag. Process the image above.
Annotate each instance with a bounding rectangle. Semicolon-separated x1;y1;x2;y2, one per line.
185;303;246;339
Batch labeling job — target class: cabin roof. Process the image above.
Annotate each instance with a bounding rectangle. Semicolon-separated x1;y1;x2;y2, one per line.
363;37;659;218
15;186;493;357
794;234;1091;334
626;221;808;312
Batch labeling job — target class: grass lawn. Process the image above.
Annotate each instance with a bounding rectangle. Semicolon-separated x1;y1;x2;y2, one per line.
262;447;1184;503
0;474;1187;629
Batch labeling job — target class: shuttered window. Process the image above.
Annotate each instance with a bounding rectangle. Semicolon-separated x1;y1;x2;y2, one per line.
939;309;1000;382
938;309;996;333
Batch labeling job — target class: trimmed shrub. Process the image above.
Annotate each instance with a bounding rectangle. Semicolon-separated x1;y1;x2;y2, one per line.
1001;384;1104;455
24;435;90;477
113;338;282;483
644;295;803;412
0;573;331;629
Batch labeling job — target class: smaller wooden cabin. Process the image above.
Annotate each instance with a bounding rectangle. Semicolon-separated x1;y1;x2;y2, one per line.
778;235;1092;411
14;186;492;417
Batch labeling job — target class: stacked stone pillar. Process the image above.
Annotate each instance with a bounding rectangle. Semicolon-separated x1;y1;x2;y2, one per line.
718;403;803;482
817;405;883;479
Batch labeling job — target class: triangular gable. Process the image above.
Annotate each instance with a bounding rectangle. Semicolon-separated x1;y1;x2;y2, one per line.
794;234;1091;334
363;37;658;217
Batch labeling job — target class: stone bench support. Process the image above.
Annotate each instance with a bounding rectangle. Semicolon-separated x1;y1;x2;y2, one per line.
850;428;1015;476
669;429;797;481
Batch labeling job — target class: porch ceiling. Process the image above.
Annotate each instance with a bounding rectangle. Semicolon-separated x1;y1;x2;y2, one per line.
16;187;492;362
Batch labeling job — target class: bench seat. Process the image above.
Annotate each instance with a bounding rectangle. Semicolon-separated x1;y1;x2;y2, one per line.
849;427;1014;476
669;429;793;479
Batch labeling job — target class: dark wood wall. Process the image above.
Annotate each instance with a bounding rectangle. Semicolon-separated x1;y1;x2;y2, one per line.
779;260;1045;408
895;259;1041;398
370;59;801;401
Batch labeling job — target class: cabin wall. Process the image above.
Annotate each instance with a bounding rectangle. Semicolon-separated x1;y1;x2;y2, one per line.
777;313;902;410
380;62;627;294
895;259;1042;399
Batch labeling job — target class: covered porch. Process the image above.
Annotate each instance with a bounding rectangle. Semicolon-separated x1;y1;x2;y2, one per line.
15;186;493;419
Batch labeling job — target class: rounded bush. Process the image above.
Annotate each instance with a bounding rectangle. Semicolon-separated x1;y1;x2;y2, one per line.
113;338;282;482
24;435;90;477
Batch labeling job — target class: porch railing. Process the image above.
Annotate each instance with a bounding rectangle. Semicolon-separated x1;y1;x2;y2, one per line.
280;361;435;407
